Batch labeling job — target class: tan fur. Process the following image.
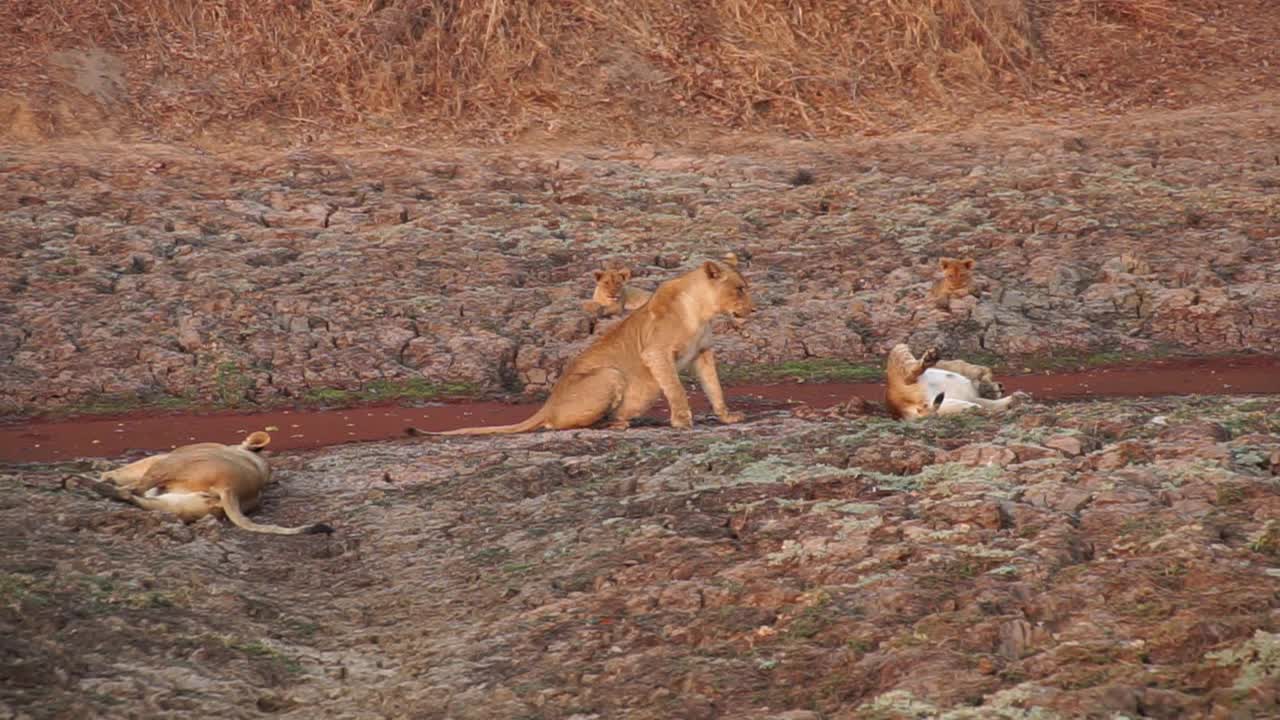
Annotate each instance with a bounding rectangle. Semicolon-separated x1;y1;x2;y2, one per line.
885;343;1025;420
591;267;651;317
885;344;941;420
934;358;1003;399
929;257;976;309
416;259;756;435
591;253;741;318
67;432;331;535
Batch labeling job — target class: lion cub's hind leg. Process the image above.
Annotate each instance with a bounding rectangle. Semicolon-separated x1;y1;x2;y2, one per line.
543;367;628;430
971;392;1028;413
100;454;165;492
63;474;219;523
936;392;1026;417
936;398;982;416
606;374;664;430
126;489;223;523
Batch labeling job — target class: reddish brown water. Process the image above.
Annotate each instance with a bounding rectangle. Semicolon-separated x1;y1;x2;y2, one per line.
2;356;1277;464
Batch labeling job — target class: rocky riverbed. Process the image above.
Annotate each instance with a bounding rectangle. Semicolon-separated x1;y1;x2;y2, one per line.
4;80;1280;720
4;394;1280;718
3;92;1279;416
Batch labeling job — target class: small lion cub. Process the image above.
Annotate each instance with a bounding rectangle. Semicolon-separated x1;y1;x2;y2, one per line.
591;267;652;317
929;257;976;309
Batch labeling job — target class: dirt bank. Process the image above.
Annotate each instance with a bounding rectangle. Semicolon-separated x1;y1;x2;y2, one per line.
4;356;1278;464
5;1;1279;142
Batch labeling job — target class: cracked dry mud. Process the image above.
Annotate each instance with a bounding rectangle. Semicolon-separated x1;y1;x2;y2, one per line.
5;395;1280;718
2;93;1279;415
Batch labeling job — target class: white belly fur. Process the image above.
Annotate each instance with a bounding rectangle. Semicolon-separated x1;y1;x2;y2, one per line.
920;368;981;404
142;490;217;517
676;326;711;370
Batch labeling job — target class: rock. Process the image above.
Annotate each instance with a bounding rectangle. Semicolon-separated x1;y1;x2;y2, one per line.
1158;421;1230;443
400;336;438;370
444;331;518;386
1009;443;1060;463
923;498;1005;530
243;246;299;267
944;444;1017;467
1074;684;1141;715
4;122;1280;417
1089;440;1151;470
1044;435;1084;456
850;442;936;475
654;253;683;269
998;619;1036;659
1025;483;1093;513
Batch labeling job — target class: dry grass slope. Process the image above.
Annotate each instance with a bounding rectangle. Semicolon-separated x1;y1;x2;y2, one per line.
1;0;1278;140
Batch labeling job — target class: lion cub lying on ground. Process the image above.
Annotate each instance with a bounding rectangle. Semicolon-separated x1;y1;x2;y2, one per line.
66;432;332;535
591;267;652;317
413;257;756;434
928;257;977;309
885;344;1026;419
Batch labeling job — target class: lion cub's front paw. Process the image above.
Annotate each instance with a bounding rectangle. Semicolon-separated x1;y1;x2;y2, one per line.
718;411;746;425
921;347;940;366
670;411;694;430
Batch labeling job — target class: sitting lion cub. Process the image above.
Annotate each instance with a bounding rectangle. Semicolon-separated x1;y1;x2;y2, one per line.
591;267;652;317
590;253;744;319
929;257;976;309
413;257;756;434
67;431;332;535
885;344;1026;419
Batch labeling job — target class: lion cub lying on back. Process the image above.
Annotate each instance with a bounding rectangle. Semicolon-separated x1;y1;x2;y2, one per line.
885;344;1026;419
66;432;332;535
934;358;1003;399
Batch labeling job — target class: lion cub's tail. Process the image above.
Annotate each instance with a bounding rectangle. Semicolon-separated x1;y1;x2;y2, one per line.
406;408;548;437
217;487;333;535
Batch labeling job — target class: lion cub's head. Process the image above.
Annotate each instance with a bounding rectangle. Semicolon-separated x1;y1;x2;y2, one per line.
703;255;755;320
592;267;632;307
938;257;975;290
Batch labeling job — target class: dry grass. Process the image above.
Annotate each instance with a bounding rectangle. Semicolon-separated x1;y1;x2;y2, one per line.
1071;0;1199;27
0;0;1276;140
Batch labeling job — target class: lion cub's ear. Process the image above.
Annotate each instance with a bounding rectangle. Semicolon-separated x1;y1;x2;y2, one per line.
939;257;957;270
242;431;271;450
593;269;605;281
961;258;976;269
619;268;632;281
703;260;723;279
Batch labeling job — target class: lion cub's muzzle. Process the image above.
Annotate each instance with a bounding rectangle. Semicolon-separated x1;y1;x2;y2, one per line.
726;298;755;334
